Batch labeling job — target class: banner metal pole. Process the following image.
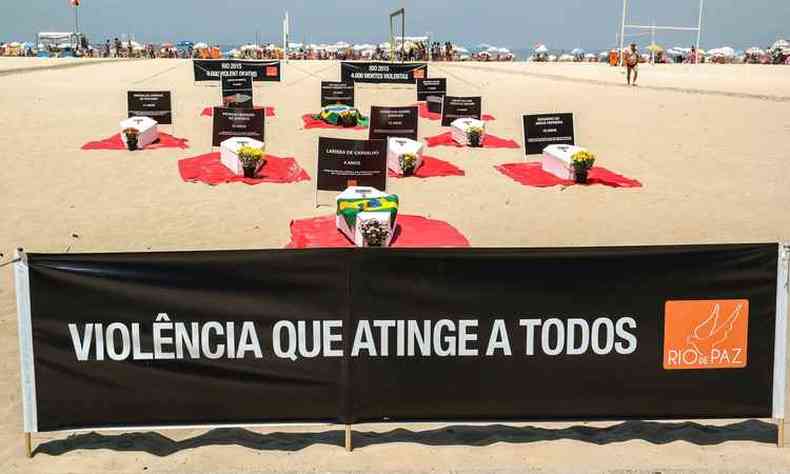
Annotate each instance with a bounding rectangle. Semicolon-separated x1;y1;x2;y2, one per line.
25;433;31;458
619;0;627;67
774;242;790;447
345;424;352;452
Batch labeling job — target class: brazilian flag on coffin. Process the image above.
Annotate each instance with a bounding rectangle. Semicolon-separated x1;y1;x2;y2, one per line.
337;194;399;229
315;105;369;127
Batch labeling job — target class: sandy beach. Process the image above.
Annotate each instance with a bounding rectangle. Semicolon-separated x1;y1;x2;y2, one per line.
1;58;790;473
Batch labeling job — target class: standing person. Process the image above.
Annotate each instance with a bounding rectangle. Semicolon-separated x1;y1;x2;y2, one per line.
113;38;121;58
624;43;639;86
104;40;110;58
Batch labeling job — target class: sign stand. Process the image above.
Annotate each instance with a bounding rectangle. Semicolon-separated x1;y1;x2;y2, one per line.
25;433;31;458
345;425;352;452
778;420;784;448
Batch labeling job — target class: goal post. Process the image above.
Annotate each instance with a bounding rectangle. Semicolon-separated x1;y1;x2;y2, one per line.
618;0;704;65
389;8;405;62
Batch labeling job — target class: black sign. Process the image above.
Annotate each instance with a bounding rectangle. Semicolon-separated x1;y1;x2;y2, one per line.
321;81;355;107
426;95;444;114
317;137;387;192
368;106;419;141
341;62;427;84
193;60;282;82
211;107;265;147
417;78;447;101
15;243;781;432
221;76;254;108
127;91;173;125
523;113;575;155
441;96;482;127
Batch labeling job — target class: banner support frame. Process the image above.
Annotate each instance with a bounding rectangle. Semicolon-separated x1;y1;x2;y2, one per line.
773;243;789;417
14;249;38;435
345;424;352;452
774;242;790;447
25;432;31;458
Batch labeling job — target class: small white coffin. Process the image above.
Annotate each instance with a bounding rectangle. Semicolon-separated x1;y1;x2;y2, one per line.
120;116;158;149
335;187;398;248
220;137;265;176
450;117;486;146
387;137;424;175
542;144;587;180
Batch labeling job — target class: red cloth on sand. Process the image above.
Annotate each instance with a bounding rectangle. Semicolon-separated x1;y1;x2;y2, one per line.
81;133;189;151
388;156;465;179
425;132;520;149
178;152;310;185
286;215;470;248
495;162;642;188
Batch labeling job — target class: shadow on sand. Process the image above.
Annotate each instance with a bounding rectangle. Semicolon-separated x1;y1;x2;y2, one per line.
33;419;776;457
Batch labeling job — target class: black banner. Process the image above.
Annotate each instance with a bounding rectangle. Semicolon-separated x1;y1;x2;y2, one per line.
441;96;482;127
211;107;265;147
17;244;780;432
368;106;419;141
127;91;173;125
321;81;355;107
341;62;427;84
523;113;575;155
193;60;282;82
316;137;387;192
417;78;447;101
221;76;254;108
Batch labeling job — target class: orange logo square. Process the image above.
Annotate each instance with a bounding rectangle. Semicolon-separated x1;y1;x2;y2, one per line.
266;66;278;77
413;68;425;79
664;299;748;370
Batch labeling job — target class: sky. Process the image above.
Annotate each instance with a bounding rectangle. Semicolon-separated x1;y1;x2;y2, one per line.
1;0;788;50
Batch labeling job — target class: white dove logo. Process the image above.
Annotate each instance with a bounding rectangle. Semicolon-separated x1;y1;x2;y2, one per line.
686;302;744;358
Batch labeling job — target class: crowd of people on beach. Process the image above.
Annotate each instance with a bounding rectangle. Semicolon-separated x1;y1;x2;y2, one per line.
2;35;788;65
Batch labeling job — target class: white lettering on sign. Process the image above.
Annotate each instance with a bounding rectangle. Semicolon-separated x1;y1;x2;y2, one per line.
67;315;638;362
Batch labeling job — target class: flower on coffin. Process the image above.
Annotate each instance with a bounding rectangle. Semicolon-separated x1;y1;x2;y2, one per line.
466;126;484;147
123;127;140;151
571;150;595;184
359;219;390;247
399;153;418;176
237;145;266;178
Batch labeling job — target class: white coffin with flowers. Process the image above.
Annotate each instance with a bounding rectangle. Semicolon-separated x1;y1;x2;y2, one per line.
335;186;399;248
220;137;265;176
450;117;486;146
387;137;424;176
120;116;158;149
542;144;587;180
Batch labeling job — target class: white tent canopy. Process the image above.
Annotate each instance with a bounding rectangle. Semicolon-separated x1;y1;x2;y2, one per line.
708;46;736;58
534;44;548;54
772;39;789;50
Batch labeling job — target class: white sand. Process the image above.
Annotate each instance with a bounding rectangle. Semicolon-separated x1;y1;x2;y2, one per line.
1;58;789;473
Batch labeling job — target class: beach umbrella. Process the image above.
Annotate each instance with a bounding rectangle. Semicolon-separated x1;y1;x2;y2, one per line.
709;47;736;58
584;53;596;59
571;47;584;55
772;39;789;50
534;44;548;54
646;43;663;53
498;47;511;54
194;42;208;49
454;45;469;54
558;54;574;62
547;54;558;62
